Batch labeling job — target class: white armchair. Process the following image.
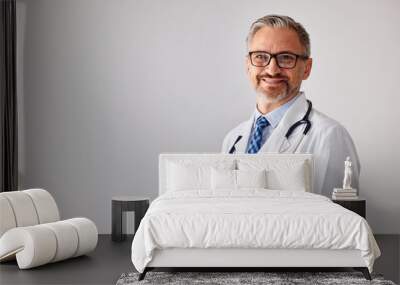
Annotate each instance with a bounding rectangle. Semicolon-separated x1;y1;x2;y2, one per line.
0;189;97;269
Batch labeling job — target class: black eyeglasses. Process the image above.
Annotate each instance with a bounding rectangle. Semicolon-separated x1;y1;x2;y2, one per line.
248;51;309;69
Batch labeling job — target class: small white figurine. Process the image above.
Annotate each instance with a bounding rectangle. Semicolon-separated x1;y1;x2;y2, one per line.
343;156;352;189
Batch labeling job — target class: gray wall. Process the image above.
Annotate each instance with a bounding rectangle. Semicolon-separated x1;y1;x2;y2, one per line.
17;0;400;234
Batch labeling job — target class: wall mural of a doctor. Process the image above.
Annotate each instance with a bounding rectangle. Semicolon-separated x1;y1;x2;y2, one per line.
222;15;360;197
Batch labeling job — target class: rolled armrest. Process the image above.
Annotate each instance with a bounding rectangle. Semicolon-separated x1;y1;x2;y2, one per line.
0;218;98;269
0;226;57;268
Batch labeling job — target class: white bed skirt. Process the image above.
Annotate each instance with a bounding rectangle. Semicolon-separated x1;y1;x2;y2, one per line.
148;248;366;268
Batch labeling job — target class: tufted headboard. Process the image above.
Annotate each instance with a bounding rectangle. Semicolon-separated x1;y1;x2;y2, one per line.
159;153;314;195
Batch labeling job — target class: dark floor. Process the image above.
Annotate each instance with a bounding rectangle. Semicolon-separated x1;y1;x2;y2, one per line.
0;235;133;285
0;234;399;285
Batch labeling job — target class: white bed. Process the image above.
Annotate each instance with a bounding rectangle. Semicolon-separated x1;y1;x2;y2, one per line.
131;153;380;280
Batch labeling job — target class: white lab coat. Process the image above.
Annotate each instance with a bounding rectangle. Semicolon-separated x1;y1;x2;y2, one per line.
221;93;360;197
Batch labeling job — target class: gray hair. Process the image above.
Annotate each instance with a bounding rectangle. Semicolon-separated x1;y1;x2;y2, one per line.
247;15;311;57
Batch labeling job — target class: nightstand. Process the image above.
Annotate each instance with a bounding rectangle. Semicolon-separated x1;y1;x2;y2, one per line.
332;198;366;218
112;196;150;242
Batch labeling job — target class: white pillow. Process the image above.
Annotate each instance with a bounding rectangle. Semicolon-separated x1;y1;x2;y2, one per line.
267;163;306;191
167;160;235;191
167;163;205;191
237;159;308;191
211;168;267;190
210;168;236;189
237;169;267;189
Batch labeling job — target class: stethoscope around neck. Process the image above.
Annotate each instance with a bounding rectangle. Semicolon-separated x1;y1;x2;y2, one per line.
229;99;313;154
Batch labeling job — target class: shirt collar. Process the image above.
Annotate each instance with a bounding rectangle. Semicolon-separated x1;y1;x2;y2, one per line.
252;92;302;129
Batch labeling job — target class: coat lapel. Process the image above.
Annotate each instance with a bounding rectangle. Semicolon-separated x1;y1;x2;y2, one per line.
259;93;309;153
232;116;253;153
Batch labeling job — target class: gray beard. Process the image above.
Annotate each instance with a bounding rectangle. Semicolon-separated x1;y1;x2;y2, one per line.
256;83;300;104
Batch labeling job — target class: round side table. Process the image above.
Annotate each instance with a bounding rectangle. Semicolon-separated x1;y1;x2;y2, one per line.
111;196;149;242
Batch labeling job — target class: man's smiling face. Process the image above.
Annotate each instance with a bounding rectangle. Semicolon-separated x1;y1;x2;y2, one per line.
247;26;312;105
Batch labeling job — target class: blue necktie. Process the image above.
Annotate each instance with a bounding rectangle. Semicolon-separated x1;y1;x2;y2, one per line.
247;116;270;154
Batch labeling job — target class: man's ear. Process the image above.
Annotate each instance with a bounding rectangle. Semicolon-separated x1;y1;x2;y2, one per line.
303;57;312;80
245;56;251;75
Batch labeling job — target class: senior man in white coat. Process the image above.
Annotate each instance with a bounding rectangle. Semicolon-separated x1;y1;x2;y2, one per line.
222;15;360;197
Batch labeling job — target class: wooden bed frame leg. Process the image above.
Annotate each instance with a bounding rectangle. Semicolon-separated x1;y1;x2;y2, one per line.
138;268;148;281
354;267;371;280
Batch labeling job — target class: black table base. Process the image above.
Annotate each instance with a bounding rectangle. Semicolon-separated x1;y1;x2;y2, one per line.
112;199;149;242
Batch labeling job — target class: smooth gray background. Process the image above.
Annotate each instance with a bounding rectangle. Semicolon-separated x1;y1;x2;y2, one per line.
16;0;400;234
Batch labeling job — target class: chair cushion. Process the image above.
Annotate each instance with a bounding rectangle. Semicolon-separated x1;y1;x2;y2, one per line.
24;189;60;223
0;218;98;269
0;225;57;269
64;218;98;257
0;191;39;227
0;189;60;238
0;196;17;237
42;221;79;262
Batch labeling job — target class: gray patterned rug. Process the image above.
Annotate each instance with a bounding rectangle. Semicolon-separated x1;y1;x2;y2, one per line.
116;271;397;285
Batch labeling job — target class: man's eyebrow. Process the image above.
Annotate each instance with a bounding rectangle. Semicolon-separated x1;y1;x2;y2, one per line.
249;50;300;54
277;50;299;54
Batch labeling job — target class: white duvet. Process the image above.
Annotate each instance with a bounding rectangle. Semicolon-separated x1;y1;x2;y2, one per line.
131;190;380;273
